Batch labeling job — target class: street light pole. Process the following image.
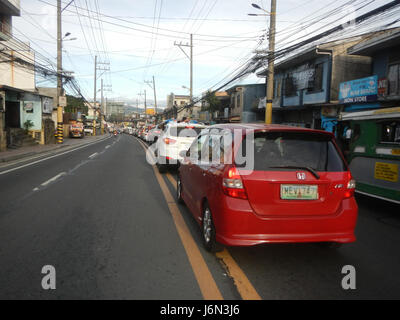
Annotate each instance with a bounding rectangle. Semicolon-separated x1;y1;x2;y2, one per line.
265;0;276;124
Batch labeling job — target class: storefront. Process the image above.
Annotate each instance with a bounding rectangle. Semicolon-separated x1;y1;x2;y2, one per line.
0;85;54;150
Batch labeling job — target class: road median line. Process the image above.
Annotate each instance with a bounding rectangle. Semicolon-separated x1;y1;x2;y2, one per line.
41;172;67;187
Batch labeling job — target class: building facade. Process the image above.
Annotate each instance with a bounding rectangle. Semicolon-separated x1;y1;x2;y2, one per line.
164;93;190;120
0;0;20;41
226;84;265;123
256;35;381;130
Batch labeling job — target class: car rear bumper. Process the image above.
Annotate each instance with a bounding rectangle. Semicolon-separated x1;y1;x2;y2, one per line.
214;197;358;246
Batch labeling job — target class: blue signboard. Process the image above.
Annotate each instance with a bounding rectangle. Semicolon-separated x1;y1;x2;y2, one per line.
339;75;378;104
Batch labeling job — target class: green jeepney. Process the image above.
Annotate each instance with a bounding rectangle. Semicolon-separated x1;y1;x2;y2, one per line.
340;107;400;204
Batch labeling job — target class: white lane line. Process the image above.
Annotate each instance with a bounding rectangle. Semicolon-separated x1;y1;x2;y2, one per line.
40;172;66;187
105;145;110;149
0;137;111;176
89;152;98;159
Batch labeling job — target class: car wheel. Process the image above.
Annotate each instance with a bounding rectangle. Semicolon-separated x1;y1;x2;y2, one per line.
177;175;184;204
157;163;167;173
202;202;222;252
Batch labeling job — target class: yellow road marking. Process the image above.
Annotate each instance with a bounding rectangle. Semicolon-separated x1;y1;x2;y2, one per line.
216;249;262;300
166;172;177;188
136;139;223;300
166;172;262;300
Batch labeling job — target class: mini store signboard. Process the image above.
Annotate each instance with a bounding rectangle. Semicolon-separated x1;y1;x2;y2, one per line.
339;75;378;104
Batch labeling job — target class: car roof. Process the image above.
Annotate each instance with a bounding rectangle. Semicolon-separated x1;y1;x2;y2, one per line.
167;122;206;128
209;123;333;137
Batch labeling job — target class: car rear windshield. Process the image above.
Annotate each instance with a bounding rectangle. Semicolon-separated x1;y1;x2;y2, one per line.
169;126;204;137
237;131;347;172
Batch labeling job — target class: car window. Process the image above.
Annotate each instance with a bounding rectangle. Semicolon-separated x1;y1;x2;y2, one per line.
237;131;346;172
209;134;224;163
188;134;209;160
169;126;204;137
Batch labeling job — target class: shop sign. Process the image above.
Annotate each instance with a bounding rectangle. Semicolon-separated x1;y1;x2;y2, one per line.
339;75;378;104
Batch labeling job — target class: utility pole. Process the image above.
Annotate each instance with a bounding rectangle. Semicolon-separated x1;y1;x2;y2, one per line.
265;0;276;124
190;34;193;105
138;90;147;123
101;78;104;135
56;0;63;143
93;55;97;136
174;34;193;105
144;89;147;117
145;75;158;113
93;57;110;135
153;76;158;113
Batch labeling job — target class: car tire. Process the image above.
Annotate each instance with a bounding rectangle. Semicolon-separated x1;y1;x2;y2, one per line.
157;163;167;174
177;174;184;204
202;202;222;253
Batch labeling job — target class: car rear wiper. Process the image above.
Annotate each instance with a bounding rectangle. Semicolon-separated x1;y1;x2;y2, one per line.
268;166;320;180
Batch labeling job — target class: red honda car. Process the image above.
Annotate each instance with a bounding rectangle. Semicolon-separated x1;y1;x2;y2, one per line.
177;124;358;252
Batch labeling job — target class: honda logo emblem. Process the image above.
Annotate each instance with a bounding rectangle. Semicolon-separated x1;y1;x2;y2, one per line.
296;172;306;180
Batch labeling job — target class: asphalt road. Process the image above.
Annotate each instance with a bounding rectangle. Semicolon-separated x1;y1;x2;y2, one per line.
0;134;399;299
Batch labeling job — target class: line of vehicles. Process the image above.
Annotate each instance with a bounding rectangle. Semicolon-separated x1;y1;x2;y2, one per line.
127;120;361;252
122;109;399;252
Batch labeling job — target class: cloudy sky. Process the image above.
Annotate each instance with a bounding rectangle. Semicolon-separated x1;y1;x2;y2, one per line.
12;0;397;108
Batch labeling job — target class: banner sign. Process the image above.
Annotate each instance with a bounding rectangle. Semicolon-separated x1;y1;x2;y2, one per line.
378;78;388;96
288;63;315;90
42;97;53;114
339;75;378;104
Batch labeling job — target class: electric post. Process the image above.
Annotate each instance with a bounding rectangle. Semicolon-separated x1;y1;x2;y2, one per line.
138;91;147;124
100;81;112;134
93;55;97;136
190;34;193;106
144;89;147;124
265;0;276;124
153;76;157;114
101;79;104;135
174;34;193;113
145;76;158;114
93;57;110;135
56;0;63;143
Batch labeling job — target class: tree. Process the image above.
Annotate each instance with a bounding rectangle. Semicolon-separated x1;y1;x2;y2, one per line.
65;95;88;114
203;91;221;114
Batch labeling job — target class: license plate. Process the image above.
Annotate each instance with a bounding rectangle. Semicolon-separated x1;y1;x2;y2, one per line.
280;184;319;200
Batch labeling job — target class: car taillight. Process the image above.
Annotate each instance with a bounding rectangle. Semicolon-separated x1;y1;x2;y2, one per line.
344;172;356;198
222;166;248;200
164;138;176;144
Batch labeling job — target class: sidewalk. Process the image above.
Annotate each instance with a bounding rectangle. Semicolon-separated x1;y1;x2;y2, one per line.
0;134;110;164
